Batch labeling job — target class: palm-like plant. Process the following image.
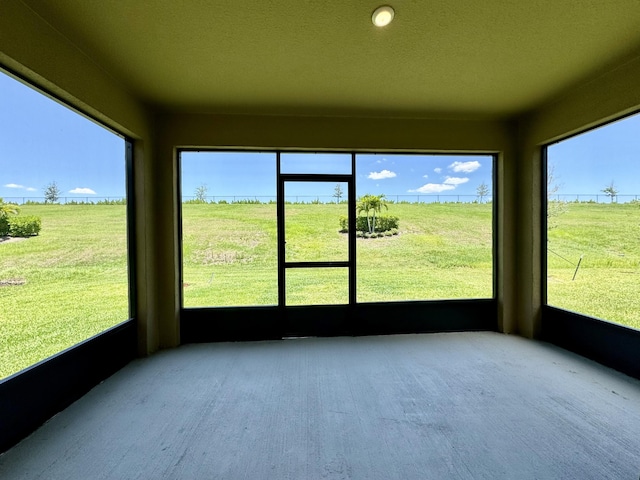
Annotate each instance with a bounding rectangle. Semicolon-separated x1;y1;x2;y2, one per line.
357;194;388;233
0;197;20;219
369;194;388;233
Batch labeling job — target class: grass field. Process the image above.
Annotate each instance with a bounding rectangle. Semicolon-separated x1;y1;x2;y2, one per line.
547;202;640;328
182;202;493;306
1;205;129;379
1;201;638;379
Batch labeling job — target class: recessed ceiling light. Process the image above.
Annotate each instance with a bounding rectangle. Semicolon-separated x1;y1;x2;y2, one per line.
372;6;395;27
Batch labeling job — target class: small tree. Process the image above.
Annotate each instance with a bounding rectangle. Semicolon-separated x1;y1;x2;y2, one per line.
601;180;618;203
43;181;61;204
0;197;20;219
357;194;388;233
476;182;489;203
194;183;208;203
0;197;20;236
547;163;567;230
333;183;344;203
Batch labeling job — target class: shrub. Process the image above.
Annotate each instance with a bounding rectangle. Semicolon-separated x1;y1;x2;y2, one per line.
9;216;41;237
355;216;368;232
339;215;348;232
0;217;9;236
232;198;262;204
97;198;126;205
374;215;399;232
340;215;400;234
340;215;400;233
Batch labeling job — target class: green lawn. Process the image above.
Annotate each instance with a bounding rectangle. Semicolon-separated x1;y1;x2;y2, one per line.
547;202;640;329
181;202;493;306
1;201;638;379
1;205;129;379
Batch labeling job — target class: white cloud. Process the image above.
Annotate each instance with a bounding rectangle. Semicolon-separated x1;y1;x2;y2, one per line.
423;174;429;179
409;183;456;194
69;187;96;194
4;183;37;191
449;160;481;173
443;176;469;186
368;169;396;180
434;168;442;174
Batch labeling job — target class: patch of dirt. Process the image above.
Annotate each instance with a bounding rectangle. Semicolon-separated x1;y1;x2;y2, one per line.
193;249;254;265
0;236;29;244
0;278;27;287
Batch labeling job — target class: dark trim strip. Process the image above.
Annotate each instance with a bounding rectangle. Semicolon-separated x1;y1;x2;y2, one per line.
181;299;497;342
542;305;640;380
0;320;137;453
280;173;352;182
349;153;357;306
125;139;137;317
285;261;349;268
277;152;285;308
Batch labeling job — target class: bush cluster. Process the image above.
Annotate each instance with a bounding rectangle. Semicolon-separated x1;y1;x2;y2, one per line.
339;215;399;233
6;216;42;237
355;228;399;238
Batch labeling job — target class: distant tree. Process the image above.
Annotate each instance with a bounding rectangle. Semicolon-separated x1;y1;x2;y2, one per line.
476;182;490;203
194;183;208;203
601;180;618;203
333;183;344;203
43;181;61;204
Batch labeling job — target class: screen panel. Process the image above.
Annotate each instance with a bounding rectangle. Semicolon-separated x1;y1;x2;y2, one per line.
545;113;640;330
355;153;494;302
285;267;349;306
284;181;349;263
0;70;130;379
181;151;278;307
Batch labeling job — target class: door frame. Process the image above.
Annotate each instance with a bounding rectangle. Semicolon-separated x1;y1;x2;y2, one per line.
276;152;357;310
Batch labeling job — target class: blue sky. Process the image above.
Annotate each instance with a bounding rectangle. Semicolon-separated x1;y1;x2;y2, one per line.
0;71;125;201
547;113;640;199
181;151;492;201
3;68;640;203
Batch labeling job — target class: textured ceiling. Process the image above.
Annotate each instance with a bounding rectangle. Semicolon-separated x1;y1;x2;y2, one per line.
22;0;640;118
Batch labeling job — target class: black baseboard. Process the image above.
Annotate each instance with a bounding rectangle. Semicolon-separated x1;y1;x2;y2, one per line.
0;320;137;453
181;299;497;343
542;306;640;380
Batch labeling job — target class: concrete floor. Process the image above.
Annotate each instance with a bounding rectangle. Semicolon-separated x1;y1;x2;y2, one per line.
1;332;640;479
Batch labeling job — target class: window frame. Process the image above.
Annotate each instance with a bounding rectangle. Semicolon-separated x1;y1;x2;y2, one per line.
0;65;137;368
178;148;498;310
541;110;640;327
